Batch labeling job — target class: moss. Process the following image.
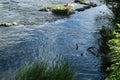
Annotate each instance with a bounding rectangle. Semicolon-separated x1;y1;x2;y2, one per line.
0;22;17;27
51;5;74;15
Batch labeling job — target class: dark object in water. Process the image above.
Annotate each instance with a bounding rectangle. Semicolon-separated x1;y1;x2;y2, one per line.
75;8;85;11
90;2;97;7
74;0;80;3
83;5;91;9
87;47;99;57
39;7;51;12
76;43;78;50
81;53;83;56
75;2;97;12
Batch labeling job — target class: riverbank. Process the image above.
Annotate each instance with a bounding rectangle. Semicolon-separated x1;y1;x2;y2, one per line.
101;23;120;80
100;0;120;79
100;24;120;79
106;24;120;79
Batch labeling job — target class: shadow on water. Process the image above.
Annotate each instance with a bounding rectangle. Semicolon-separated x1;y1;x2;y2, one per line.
0;0;113;80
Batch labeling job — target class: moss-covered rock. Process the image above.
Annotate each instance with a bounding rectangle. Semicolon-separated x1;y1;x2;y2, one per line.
0;22;17;27
39;1;97;15
51;5;74;15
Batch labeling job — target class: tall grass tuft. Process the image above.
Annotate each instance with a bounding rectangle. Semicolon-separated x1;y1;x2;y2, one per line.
14;58;74;80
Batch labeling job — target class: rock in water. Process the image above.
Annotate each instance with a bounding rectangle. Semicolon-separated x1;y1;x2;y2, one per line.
87;47;99;57
74;0;84;3
0;22;17;27
83;5;91;9
90;2;97;7
51;5;74;15
39;7;51;12
75;8;85;11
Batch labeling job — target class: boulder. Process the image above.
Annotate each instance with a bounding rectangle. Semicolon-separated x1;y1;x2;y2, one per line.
51;5;74;15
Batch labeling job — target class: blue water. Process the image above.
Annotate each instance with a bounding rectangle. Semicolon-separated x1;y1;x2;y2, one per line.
0;0;112;80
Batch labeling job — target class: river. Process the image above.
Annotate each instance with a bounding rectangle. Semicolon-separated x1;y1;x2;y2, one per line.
0;0;112;80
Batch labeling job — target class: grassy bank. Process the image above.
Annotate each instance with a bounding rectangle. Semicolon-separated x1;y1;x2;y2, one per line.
101;0;120;79
14;58;74;80
101;24;120;80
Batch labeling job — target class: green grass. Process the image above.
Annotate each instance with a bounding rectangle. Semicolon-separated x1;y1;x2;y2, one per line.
105;24;120;80
102;0;120;79
14;58;74;80
101;24;120;80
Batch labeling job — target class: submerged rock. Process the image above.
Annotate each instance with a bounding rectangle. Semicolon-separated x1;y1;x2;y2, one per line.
0;22;17;27
87;47;99;57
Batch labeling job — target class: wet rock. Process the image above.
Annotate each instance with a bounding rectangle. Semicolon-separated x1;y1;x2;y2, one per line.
74;0;82;3
75;0;97;7
90;2;97;7
75;2;97;12
51;5;74;15
75;8;85;11
0;22;17;27
39;7;51;12
79;1;90;5
74;0;86;4
87;47;99;57
83;5;91;9
39;1;97;15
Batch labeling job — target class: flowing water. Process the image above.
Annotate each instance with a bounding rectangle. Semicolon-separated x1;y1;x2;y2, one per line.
0;0;112;80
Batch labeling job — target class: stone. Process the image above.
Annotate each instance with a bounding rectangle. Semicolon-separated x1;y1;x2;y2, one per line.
39;7;51;12
51;5;74;15
74;0;84;3
87;47;99;57
90;2;97;7
83;5;91;9
0;22;18;27
74;0;80;3
75;8;85;11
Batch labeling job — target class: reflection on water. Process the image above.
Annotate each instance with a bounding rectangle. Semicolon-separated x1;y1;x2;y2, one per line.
0;0;112;80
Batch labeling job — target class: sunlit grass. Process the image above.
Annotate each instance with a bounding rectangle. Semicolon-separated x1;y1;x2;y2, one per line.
14;58;74;80
101;24;120;80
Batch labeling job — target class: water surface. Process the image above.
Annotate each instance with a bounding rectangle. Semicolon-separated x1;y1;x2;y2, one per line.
0;0;112;80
